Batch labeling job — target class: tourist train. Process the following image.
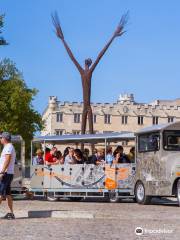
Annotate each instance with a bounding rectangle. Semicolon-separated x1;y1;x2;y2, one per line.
11;121;180;206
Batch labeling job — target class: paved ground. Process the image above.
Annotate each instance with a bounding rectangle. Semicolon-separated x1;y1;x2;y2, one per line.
0;197;180;240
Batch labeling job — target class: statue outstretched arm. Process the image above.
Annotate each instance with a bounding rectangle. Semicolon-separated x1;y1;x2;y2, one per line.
62;39;83;73
90;12;129;73
90;35;115;73
52;12;83;73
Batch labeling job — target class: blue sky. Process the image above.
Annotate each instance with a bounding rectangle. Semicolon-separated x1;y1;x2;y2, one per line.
1;0;180;113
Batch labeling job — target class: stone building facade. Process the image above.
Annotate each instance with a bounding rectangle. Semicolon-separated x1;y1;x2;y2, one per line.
41;94;180;136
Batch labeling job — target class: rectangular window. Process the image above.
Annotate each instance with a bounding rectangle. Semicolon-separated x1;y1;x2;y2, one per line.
56;112;63;122
138;116;143;125
103;131;113;133
104;114;111;124
163;130;180;151
122;141;128;146
122;115;128;125
152;116;159;125
55;129;63;135
72;130;80;135
138;132;160;152
168;117;174;123
74;113;81;123
93;114;97;123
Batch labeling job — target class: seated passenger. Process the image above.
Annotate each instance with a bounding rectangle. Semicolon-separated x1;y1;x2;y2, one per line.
45;147;57;165
86;148;97;164
93;148;98;155
83;148;90;162
45;147;52;164
113;150;120;164
33;149;44;165
64;148;75;164
127;147;135;163
105;146;113;164
51;146;59;163
53;150;64;164
113;145;130;164
57;150;64;164
74;149;85;164
95;148;105;165
63;146;70;159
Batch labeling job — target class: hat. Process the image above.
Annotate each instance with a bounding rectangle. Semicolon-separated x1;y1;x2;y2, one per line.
36;149;44;155
0;132;11;141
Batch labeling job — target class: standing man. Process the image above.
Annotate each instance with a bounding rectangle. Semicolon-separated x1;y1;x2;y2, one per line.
0;132;16;219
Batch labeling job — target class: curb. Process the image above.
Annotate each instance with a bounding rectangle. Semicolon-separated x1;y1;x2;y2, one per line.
0;210;95;219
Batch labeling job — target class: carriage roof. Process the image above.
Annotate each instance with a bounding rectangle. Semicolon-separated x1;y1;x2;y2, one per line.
33;131;135;144
136;121;180;135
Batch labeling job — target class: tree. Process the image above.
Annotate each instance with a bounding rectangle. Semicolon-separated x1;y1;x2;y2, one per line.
0;14;7;46
0;59;43;143
52;12;128;134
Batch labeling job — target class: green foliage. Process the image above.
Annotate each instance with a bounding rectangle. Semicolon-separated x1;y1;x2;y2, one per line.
0;59;43;142
0;14;7;46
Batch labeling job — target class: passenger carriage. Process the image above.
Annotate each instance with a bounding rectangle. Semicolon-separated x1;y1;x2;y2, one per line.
30;132;136;202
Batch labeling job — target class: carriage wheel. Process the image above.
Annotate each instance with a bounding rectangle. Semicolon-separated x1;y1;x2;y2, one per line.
135;181;152;205
108;190;119;203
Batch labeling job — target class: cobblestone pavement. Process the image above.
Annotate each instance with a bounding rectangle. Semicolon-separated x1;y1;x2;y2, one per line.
0;197;180;240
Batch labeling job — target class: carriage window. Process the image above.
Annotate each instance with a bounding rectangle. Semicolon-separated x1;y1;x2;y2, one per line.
163;130;180;151
13;142;22;164
138;132;160;152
